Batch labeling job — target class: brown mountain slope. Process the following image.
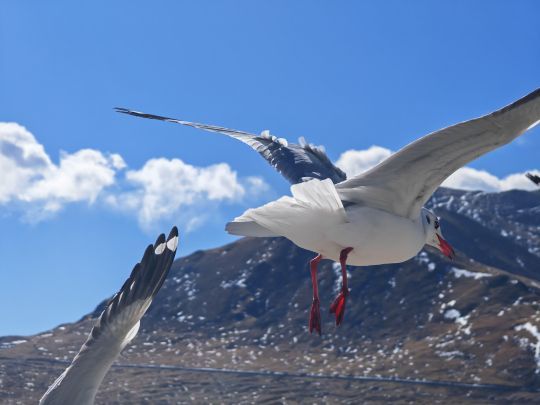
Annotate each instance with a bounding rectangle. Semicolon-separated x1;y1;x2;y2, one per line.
2;189;540;403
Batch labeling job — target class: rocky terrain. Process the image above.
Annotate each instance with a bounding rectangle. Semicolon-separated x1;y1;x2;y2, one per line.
1;188;540;404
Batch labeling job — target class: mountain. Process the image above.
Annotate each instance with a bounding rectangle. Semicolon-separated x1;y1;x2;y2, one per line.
2;188;540;404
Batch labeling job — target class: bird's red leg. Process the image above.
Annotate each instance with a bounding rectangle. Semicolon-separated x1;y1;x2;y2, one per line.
309;254;323;335
330;247;353;326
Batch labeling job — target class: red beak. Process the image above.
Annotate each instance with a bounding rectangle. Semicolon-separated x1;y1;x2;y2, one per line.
437;234;455;260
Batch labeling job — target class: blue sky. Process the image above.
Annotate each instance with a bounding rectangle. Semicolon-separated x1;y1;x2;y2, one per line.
0;1;538;336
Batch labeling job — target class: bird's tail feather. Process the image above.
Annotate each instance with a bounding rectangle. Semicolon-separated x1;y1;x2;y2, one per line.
226;179;346;238
225;220;280;237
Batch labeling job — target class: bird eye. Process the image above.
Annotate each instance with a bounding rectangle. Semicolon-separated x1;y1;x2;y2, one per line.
434;219;440;229
425;215;430;224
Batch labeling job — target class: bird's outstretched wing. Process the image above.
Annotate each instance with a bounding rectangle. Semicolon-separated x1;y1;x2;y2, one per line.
526;172;540;186
115;107;346;185
40;227;179;405
336;89;540;219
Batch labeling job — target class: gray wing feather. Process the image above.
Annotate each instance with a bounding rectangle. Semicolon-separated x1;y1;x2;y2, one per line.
115;108;346;185
336;88;540;219
40;227;179;405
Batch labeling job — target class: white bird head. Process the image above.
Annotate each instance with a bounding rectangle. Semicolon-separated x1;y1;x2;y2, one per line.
421;208;455;260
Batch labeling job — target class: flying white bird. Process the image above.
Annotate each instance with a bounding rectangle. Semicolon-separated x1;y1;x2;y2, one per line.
40;227;179;404
116;88;540;334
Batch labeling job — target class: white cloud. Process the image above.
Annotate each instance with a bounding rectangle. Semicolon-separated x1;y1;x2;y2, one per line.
22;149;123;205
1;122;267;229
3;121;535;229
0;123;123;219
107;158;262;229
336;145;539;192
443;167;540;192
244;176;270;195
0;123;51;204
336;146;392;177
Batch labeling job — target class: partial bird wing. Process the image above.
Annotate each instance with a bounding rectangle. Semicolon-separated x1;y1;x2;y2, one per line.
336;89;540;219
526;172;540;186
115;107;346;184
40;227;179;405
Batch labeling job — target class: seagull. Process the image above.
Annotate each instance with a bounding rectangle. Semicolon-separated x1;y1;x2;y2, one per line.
526;172;540;186
116;88;540;334
40;227;179;405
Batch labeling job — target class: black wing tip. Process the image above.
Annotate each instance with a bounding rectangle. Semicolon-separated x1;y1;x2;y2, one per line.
114;107;175;122
114;106;142;116
526;172;540;185
166;226;179;252
168;225;179;239
153;232;166;247
114;106;143;117
87;228;179;345
512;87;540;107
152;227;179;255
495;88;540;116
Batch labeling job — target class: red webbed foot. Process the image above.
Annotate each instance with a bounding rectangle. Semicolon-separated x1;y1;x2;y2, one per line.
309;298;322;335
329;287;349;326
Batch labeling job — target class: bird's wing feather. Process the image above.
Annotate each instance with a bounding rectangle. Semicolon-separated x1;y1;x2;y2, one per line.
336;88;540;219
40;227;179;405
115;108;346;184
526;172;540;186
226;179;347;240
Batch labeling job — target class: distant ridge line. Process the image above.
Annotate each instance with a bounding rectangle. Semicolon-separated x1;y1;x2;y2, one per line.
8;356;539;393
